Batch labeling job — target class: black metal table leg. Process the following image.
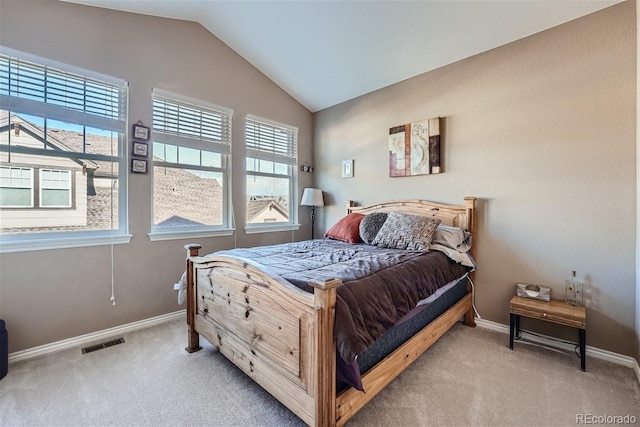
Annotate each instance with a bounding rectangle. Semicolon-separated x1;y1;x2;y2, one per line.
579;328;586;371
509;313;515;349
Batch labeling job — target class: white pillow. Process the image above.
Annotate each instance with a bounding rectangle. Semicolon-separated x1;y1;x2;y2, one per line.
431;224;472;253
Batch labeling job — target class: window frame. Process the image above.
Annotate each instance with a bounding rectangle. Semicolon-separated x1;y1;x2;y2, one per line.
0;46;130;253
0;165;34;208
244;114;299;234
148;89;234;241
39;168;72;208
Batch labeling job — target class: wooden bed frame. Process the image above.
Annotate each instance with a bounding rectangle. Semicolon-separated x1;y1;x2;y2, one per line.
184;197;477;427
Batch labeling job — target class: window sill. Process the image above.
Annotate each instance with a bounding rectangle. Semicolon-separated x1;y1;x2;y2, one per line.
0;233;132;253
244;224;301;234
148;228;235;242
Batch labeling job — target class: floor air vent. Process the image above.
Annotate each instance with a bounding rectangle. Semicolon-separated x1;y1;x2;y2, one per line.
81;338;125;354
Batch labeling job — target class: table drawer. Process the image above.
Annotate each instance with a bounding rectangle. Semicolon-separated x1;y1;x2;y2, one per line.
510;300;586;329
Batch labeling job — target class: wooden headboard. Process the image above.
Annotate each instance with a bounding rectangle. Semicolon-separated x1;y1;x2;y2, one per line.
345;197;477;235
346;197;477;262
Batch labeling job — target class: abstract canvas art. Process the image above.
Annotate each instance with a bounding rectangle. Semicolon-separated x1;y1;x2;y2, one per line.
389;117;441;177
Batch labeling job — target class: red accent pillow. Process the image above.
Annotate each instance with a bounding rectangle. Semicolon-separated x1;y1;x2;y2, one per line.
325;213;365;243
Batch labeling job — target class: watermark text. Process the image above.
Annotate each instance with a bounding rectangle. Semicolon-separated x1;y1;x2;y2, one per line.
576;414;637;424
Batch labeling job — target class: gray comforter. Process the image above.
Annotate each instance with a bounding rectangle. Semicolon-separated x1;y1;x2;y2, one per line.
216;238;470;363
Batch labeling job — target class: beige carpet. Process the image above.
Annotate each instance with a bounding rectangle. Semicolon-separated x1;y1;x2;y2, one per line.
1;318;638;426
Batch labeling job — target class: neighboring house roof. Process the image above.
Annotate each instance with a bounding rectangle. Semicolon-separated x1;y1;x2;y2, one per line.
153;166;223;227
86;186;119;230
0;112;101;171
247;198;288;223
44;128;118;179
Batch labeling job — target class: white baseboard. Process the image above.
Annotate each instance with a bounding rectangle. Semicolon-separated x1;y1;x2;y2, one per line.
475;318;640;385
8;310;185;363
8;311;639;387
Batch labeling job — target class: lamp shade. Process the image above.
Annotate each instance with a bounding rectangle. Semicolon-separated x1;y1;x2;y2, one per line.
300;188;324;207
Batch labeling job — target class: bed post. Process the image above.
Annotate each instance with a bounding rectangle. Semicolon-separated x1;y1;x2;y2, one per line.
184;244;203;353
345;200;354;214
310;278;341;427
463;197;477;328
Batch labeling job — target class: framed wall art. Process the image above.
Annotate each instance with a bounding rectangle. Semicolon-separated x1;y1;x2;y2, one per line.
131;158;148;174
132;141;148;158
132;122;149;141
389;117;441;177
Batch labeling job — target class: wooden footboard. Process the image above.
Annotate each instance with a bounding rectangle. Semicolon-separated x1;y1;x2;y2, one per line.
185;246;340;426
184;196;477;427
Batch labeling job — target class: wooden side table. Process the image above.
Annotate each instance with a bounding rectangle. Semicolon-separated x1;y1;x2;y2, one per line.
509;295;587;371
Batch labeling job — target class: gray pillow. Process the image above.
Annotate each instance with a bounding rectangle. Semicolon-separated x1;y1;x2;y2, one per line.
371;212;441;251
359;212;388;244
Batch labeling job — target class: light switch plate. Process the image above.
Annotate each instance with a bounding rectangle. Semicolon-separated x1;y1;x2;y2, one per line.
342;159;354;178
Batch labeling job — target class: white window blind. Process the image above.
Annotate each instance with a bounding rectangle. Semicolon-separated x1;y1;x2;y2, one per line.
246;115;297;164
152;89;231;154
0;48;127;134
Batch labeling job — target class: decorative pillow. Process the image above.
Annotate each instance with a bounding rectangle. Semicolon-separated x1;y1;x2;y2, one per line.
359;212;388;244
325;213;365;243
371;212;441;251
432;224;472;253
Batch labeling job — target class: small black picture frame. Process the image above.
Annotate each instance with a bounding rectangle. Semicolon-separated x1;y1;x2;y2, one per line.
131;158;148;174
132;141;148;158
132;123;149;141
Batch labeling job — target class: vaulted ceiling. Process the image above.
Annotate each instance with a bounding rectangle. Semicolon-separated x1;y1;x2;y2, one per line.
65;1;622;112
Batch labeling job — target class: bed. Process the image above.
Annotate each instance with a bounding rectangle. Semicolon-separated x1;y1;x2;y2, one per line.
183;197;477;426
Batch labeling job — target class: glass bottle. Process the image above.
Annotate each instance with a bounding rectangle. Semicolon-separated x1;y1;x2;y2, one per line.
565;270;583;307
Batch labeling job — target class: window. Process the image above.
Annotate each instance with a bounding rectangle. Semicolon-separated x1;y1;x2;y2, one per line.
0;166;72;208
40;169;71;208
0;166;33;207
0;47;129;252
150;89;233;240
245;115;298;232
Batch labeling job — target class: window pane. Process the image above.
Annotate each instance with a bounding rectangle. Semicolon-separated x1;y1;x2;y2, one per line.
0;166;31;187
154;145;221;169
41;189;70;207
258;160;274;174
0;166;32;207
202;151;221;168
86;174;119;231
178;146;200;166
246;157;258;172
153;166;223;227
0;188;31;207
46;120;82;153
40;169;71;207
274;162;288;175
153;142;178;163
0;159;120;234
41;169;69;188
246;175;290;224
246;158;288;176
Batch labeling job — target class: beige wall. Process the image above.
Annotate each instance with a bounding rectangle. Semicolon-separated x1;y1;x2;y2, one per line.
315;2;638;358
0;0;636;362
0;0;314;352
